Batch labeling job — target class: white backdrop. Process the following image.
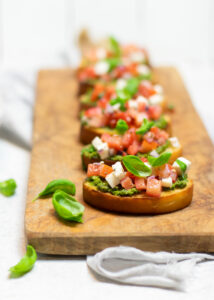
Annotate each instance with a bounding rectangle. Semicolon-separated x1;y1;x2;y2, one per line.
0;0;214;68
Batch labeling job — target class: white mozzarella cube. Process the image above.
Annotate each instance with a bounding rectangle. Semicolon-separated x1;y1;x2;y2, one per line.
98;143;109;159
109;148;116;156
105;172;120;188
130;51;145;63
169;137;180;148
161;177;173;188
94;61;109;75
149;150;159;158
111;103;121;111
154;84;163;94
96;47;106;60
105;104;114;114
173;157;191;175
128;100;138;109
116;79;127;90
149;94;163;105
137;64;150;75
136;95;148;105
112;162;126;180
92;137;103;150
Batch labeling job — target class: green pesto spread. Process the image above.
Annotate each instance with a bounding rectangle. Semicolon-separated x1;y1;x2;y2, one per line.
86;176;139;196
163;175;188;190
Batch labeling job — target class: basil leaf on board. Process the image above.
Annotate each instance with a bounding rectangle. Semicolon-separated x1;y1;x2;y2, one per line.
105;57;121;72
32;179;76;202
122;155;152;178
0;179;17;197
176;159;187;174
148;152;172;167
136;119;154;135
124;78;140;97
52;190;84;223
109;36;121;56
9;245;37;278
116;119;129;134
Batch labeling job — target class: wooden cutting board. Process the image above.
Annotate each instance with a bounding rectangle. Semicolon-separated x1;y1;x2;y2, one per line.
25;67;214;255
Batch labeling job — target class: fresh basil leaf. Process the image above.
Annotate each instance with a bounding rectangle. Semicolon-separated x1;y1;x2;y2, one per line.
105;57;121;72
124;78;140;97
116;119;129;134
148;152;171;167
136;118;154;135
32;179;76;202
9;245;37;278
110;97;127;111
52;190;84;222
154;116;167;129
176;159;187;174
156;140;170;154
109;36;121;56
122;155;152;178
116;89;131;100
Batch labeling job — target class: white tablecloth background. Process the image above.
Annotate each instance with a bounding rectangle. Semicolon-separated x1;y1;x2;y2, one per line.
0;62;214;299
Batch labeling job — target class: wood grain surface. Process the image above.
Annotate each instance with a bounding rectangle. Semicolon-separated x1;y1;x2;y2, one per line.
25;67;214;255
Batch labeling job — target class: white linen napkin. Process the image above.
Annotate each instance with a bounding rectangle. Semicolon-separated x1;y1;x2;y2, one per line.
87;246;214;290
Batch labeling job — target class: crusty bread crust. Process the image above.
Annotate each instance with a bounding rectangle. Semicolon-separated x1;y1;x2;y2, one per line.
82;145;182;169
80;116;172;144
83;179;193;214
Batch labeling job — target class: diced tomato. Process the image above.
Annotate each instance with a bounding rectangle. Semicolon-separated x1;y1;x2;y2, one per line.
108;135;123;151
127;140;140;155
141;140;158;153
87;163;101;177
107;111;133;128
127;63;138;77
91;84;105;101
100;164;113;178
84;107;102;118
105;86;116;99
138;101;146;112
125;171;136;180
148;105;162;120
78;67;96;82
88;116;105;128
98;97;108;109
146;177;162;197
150;127;169;145
120;176;134;190
170;168;177;183
139;81;156;98
154;164;172;179
135;177;146;190
113;65;127;78
140;157;148;163
101;133;111;144
122;128;137;148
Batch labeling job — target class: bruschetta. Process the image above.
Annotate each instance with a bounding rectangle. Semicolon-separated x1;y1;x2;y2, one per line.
83;155;193;214
81;129;182;170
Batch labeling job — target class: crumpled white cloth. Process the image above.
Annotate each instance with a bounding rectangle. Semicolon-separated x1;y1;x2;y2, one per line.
0;69;36;150
87;246;214;290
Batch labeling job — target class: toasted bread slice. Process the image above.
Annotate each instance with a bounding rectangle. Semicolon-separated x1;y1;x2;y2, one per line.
81;145;182;169
83;179;193;214
80;115;172;144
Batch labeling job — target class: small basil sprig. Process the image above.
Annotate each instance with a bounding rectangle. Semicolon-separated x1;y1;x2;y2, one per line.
154;116;168;129
148;152;171;167
9;245;37;278
116;119;129;134
136;119;154;135
124;78;140;97
0;179;17;196
32;179;76;202
109;36;121;56
122;155;152;178
110;97;127;111
52;190;84;223
176;159;187;175
104;57;121;72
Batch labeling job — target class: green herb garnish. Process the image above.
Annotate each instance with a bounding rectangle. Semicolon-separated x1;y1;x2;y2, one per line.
116;119;129;134
176;159;187;175
148;152;171;167
156;140;170;154
0;179;17;196
9;245;37;278
124;78;140;97
163;175;188;190
32;179;76;202
109;36;121;56
136;118;154;135
105;57;121;72
110;97;127;111
154;116;168;129
122;155;152;177
52;191;84;223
